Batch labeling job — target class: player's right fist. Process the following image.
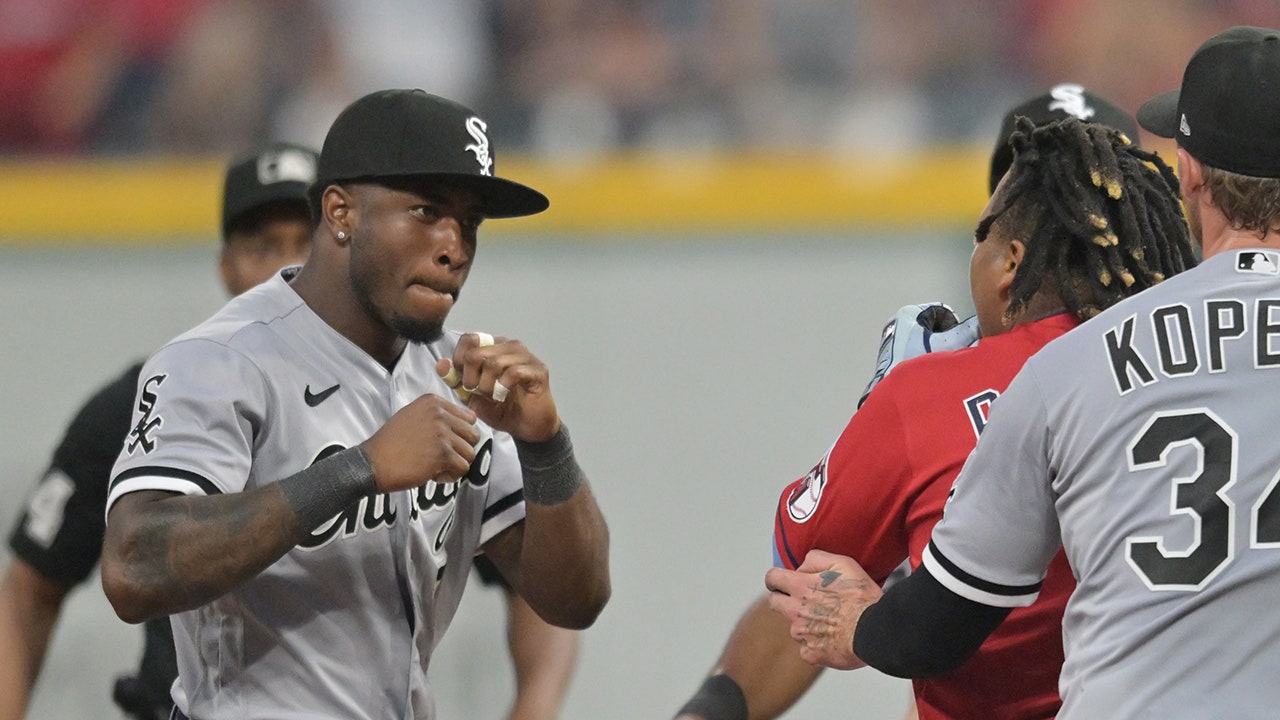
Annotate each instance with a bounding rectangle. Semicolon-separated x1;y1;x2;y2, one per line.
361;394;480;492
857;303;979;408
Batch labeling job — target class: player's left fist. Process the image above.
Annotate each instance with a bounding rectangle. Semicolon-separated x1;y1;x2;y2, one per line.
437;331;559;442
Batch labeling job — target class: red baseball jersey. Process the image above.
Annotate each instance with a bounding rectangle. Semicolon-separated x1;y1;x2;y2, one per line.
774;313;1078;720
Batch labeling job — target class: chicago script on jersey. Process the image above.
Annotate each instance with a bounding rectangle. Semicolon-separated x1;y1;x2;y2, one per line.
298;438;494;549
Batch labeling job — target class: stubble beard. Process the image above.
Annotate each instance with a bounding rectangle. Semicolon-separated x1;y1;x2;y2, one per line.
350;241;447;346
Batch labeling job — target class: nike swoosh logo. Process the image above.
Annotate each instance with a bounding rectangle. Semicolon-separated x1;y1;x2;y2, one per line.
304;383;341;407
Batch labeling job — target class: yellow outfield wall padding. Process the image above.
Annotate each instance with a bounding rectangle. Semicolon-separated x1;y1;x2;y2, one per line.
1;158;226;244
0;149;992;245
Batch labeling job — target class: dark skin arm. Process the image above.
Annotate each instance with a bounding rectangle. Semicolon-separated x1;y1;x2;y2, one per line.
101;393;483;623
453;332;610;630
101;485;306;623
481;483;609;630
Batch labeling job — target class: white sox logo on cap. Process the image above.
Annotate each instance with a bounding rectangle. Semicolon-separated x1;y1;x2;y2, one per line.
465;117;493;176
1047;83;1097;121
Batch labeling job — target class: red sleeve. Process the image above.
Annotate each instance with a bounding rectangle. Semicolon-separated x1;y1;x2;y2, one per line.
772;380;915;584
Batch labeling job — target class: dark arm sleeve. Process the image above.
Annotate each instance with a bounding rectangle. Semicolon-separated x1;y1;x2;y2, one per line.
853;563;1012;678
7;362;143;585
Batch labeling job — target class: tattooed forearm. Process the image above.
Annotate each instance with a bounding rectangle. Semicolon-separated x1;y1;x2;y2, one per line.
103;486;310;621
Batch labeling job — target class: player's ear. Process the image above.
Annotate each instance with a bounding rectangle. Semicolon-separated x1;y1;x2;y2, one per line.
321;184;354;245
998;238;1026;293
1175;147;1205;198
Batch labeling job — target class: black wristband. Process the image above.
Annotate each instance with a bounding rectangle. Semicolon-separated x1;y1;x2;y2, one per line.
278;446;377;532
675;674;748;720
514;423;584;506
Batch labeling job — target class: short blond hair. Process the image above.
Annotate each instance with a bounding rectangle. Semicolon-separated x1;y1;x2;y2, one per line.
1202;165;1280;237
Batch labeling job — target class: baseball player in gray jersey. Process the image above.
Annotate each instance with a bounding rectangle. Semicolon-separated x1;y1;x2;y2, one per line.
100;89;611;720
766;25;1280;720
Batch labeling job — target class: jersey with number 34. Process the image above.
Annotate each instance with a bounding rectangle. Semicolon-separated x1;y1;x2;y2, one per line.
927;250;1280;719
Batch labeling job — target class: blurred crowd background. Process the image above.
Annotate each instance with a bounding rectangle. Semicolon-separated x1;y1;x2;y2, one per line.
6;0;1280;162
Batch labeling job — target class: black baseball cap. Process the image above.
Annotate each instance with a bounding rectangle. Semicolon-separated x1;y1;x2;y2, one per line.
989;84;1139;195
316;89;549;218
222;142;318;238
1137;26;1280;178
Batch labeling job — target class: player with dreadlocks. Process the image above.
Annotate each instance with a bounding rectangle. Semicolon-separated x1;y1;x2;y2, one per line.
680;113;1195;720
771;24;1280;720
984;116;1196;327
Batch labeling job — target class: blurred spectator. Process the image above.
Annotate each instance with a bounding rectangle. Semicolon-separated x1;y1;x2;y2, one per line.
0;0;205;154
271;0;491;151
482;0;684;157
141;0;332;153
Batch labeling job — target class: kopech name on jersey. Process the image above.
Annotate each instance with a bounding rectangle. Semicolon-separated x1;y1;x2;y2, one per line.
1104;297;1280;395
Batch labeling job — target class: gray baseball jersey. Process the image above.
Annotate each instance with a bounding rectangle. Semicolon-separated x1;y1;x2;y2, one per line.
924;249;1280;719
107;268;526;720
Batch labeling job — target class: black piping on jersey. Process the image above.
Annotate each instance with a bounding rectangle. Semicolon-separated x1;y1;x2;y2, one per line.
482;488;523;524
110;466;223;496
774;503;802;569
926;540;1042;598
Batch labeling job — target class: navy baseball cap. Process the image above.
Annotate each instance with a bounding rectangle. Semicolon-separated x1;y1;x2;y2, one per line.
317;89;549;218
1137;26;1280;178
222;142;318;238
990;84;1139;194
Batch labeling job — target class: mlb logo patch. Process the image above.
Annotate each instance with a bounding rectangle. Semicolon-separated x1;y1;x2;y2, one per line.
1236;250;1280;275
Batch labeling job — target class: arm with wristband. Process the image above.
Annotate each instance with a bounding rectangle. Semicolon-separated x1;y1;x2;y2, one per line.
444;332;611;630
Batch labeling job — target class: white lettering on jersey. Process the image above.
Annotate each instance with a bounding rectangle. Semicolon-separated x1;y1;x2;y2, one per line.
22;469;75;548
1105;294;1280;394
1047;83;1096;121
464;117;493;176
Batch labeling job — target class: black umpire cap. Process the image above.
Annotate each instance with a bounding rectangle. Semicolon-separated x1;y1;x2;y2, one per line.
222;142;319;239
316;89;549;218
989;83;1139;195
